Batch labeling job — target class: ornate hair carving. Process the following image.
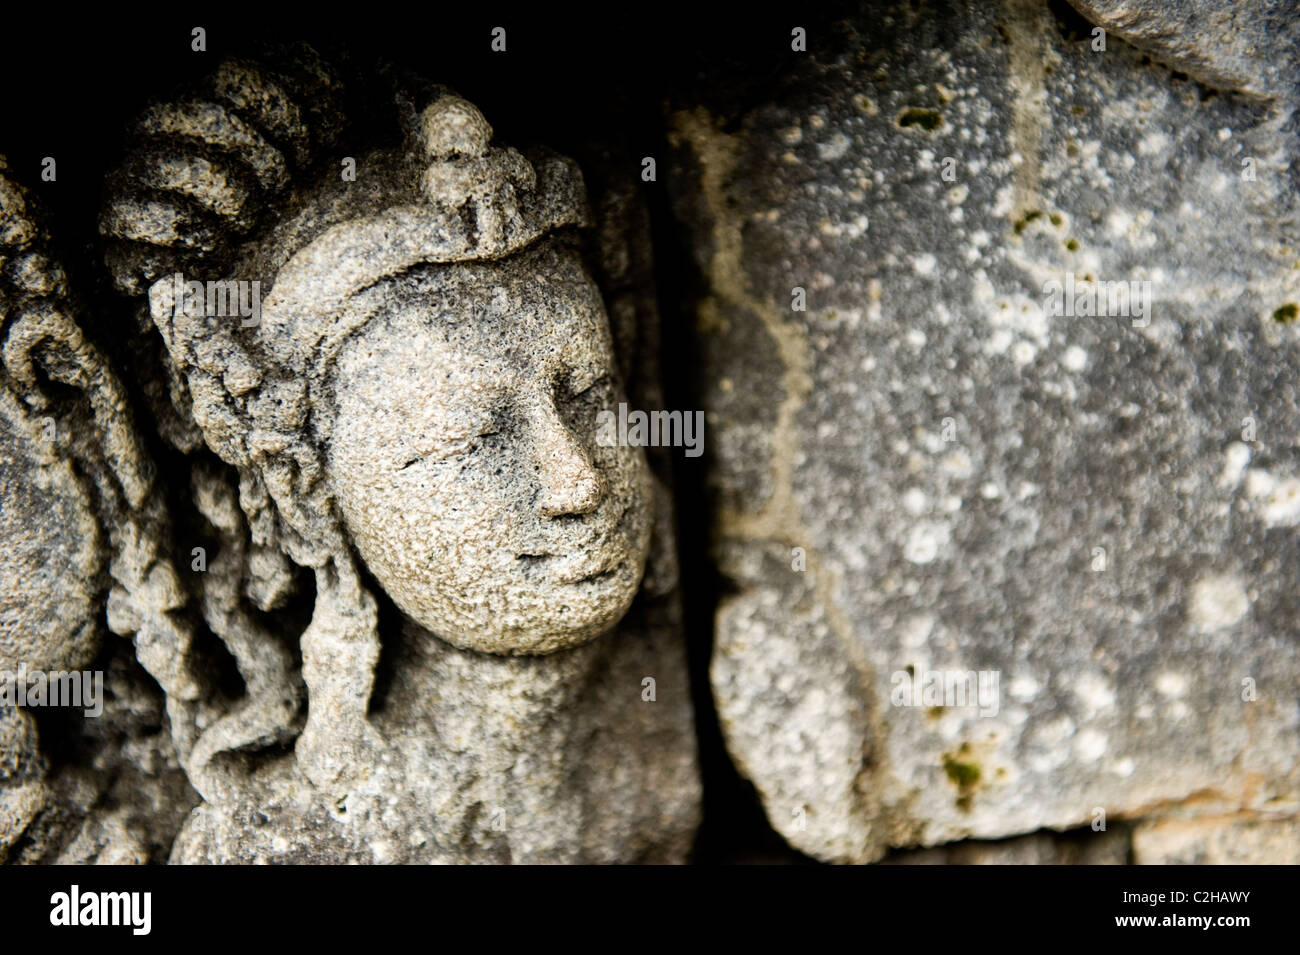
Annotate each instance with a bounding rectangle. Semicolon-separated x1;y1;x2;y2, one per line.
0;158;209;784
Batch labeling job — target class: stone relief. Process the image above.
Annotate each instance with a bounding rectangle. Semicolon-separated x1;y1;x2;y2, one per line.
1;2;1298;870
94;55;699;862
1;159;197;862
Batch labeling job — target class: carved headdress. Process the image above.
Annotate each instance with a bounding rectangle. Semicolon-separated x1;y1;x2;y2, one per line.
151;93;592;379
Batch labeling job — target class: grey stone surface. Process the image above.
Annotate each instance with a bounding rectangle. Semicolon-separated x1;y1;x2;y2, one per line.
13;648;200;865
1132;812;1300;864
670;0;1300;862
0;387;101;676
0;705;47;859
8;10;1300;867
1068;0;1300;101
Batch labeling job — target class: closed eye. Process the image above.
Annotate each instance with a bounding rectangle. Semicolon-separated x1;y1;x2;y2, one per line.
397;430;499;470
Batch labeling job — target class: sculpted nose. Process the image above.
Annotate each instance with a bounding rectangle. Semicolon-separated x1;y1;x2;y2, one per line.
535;404;605;518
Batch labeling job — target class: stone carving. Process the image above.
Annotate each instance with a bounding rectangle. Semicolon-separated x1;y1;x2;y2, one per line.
9;6;1296;868
101;58;699;862
0;159;197;862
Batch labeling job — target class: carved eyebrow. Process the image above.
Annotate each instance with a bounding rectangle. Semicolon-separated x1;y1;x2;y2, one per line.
395;415;500;470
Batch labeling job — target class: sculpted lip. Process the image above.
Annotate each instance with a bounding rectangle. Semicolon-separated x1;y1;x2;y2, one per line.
553;554;623;586
516;540;624;585
515;497;635;579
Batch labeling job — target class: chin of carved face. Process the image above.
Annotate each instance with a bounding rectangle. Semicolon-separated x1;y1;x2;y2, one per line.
327;242;652;655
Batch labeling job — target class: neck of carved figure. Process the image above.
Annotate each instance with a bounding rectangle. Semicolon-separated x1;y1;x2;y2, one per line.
385;618;608;755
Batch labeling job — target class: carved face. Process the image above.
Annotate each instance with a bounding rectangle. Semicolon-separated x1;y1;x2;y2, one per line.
327;241;652;654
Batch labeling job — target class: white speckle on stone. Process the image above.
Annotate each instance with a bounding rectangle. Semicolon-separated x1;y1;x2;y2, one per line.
941;449;974;479
980;482;1001;499
900;614;935;648
1009;674;1040;701
1075;729;1107;762
1074;672;1116;713
906;328;927;348
1155;672;1187;698
1187;573;1249;631
1138;132;1169;156
1106;208;1133;237
1219;442;1251;489
1246;470;1300;527
1112;757;1135;777
902;487;929;514
903;521;950;564
1061;345;1087;372
987;328;1014;354
817;134;849;160
913;253;937;275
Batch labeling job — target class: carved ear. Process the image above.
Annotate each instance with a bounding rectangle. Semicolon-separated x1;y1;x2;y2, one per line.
1067;0;1299;101
148;276;257;469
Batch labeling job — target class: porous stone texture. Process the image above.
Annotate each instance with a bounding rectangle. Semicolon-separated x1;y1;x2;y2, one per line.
1132;813;1300;864
11;647;199;864
0;388;102;675
1068;0;1300;101
0;706;47;859
173;606;696;863
671;0;1300;862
